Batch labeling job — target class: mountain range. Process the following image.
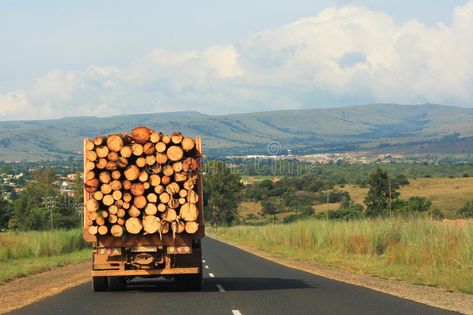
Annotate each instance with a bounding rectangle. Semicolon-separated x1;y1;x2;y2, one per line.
1;103;473;161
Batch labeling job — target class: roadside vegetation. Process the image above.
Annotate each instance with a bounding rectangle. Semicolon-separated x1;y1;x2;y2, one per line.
0;229;89;283
212;218;473;294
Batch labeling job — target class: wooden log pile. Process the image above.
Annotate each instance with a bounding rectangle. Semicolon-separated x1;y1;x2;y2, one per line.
84;127;200;238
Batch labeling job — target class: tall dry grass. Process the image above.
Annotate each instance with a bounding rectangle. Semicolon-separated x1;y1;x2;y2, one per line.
0;229;88;262
213;218;473;294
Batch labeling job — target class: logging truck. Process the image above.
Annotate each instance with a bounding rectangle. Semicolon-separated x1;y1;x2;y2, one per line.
82;127;205;291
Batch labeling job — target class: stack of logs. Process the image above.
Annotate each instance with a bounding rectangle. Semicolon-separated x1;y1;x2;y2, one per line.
84;127;200;238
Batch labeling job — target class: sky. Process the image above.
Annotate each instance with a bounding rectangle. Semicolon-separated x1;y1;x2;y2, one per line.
0;0;472;120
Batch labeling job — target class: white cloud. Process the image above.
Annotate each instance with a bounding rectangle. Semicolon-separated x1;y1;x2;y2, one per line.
1;1;473;120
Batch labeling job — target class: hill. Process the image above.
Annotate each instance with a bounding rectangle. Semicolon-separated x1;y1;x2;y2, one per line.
1;103;473;160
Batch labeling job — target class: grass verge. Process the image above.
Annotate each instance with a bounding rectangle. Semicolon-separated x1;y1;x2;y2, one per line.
211;218;473;294
0;229;90;284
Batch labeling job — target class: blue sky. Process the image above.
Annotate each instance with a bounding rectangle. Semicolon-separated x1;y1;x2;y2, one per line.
0;0;472;119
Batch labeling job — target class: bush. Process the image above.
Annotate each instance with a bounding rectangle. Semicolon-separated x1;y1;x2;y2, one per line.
458;200;473;218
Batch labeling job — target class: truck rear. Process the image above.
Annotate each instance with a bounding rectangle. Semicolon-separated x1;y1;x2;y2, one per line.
82;127;205;291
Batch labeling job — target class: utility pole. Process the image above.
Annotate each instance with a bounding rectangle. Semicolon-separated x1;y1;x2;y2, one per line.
42;196;56;231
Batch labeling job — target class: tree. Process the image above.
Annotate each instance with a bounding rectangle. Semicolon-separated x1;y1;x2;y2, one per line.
458;200;473;218
0;199;13;229
261;199;278;216
364;168;399;217
204;161;243;226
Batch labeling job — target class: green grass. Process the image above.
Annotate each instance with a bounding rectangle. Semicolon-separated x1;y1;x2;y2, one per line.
212;218;473;294
0;229;91;283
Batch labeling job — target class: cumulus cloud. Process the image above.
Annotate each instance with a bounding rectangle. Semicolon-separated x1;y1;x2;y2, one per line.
2;1;473;120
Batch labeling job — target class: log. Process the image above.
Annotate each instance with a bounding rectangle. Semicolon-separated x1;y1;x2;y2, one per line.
157;203;167;212
116;157;128;168
124;165;140;181
176;220;185;233
161;222;170;234
89;211;98;220
128;206;141;218
85;139;95;151
99;210;108;219
117;218;125;226
110;180;122;191
107;135;124;152
145;155;156;166
111;170;121;180
179;198;186;205
150;132;161;143
131;126;151;144
122;180;132;190
108;214;118;224
100;184;112;195
87;199;99;212
96;146;109;158
103;194;115;206
167;198;179;209
143;182;151;190
96;158;107;169
149;164;162;174
86;171;95;181
136;157;146;168
93;191;103;201
155;142;167;153
107;151;119;162
114;200;124;208
93;136;104;146
143;142;156;155
161;176;171;185
147;193;158;203
85;161;95;171
167;146;183;161
130;183;145;196
162;165;174;176
98;225;108;235
96;216;105;226
85;179;99;193
171;132;183;144
138;171;149;182
145;203;157;215
99;171;111;184
125;217;142;234
88;225;98;235
117;208;126;218
155;152;167;164
86;150;97;162
162;208;177;222
111;224;123;237
143;215;161;234
120;146;132;158
109;205;118;215
174;172;187;182
172;162;183;172
159;192;170;203
187;190;199;203
123;193;132;203
150;174;161;186
132;143;143;156
179;189;188;198
133;195;147;209
123;202;130;210
181;137;195;152
105;161;118;171
112;190;122;201
180;203;198;221
166;182;180;195
183;179;194;190
185;221;199;234
182;157;198;172
154;185;164;194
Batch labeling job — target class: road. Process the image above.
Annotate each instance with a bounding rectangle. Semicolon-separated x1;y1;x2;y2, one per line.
9;238;459;315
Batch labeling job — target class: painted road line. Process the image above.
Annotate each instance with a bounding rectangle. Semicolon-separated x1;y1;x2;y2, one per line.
209;273;215;278
216;284;225;292
232;310;242;315
202;259;206;263
205;265;209;269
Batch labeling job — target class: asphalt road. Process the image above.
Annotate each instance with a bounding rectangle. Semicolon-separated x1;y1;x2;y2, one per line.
10;238;459;315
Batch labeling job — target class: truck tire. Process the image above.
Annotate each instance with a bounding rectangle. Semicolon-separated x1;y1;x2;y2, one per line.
92;276;108;292
108;276;126;291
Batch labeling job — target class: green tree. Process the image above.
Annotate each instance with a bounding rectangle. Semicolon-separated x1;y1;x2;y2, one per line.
458;200;473;218
0;199;13;229
204;161;243;226
364;168;399;217
261;199;278;216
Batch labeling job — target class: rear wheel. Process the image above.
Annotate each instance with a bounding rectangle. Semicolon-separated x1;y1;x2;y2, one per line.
108;276;126;291
92;276;108;292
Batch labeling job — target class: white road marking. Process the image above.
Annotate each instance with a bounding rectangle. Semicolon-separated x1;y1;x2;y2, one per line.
209;273;215;278
216;284;225;292
202;259;206;263
232;310;242;315
205;265;209;269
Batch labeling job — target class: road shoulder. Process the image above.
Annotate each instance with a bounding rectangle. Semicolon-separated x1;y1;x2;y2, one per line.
210;235;473;315
0;262;90;314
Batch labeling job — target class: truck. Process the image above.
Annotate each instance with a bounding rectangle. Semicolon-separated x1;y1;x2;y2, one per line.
82;129;205;291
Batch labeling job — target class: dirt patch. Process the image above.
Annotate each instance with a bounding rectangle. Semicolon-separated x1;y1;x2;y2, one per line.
212;236;473;315
0;262;90;314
